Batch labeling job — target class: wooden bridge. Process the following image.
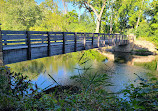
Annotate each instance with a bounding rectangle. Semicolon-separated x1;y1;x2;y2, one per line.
0;30;130;65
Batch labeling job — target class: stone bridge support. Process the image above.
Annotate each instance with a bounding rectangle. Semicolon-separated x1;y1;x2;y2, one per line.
113;34;135;52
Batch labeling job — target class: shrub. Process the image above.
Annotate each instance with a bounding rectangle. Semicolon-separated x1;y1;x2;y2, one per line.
136;21;151;37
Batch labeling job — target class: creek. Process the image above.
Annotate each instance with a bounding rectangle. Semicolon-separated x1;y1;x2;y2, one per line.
7;50;158;93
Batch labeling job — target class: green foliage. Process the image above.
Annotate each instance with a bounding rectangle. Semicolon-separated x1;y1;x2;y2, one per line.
134;60;157;71
0;0;157;38
0;66;43;110
147;0;158;36
136;21;151;37
135;48;149;52
1;0;42;30
0;0;96;32
121;74;158;110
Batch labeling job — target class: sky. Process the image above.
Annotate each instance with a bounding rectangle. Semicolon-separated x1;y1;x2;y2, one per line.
35;0;85;15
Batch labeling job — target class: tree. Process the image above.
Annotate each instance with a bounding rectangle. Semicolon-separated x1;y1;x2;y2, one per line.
1;0;42;30
113;0;131;33
128;0;146;31
0;0;5;24
62;0;68;14
26;0;66;31
147;0;158;36
67;0;107;33
108;0;114;33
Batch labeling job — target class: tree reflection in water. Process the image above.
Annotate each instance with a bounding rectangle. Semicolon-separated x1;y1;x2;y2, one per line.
7;50;107;80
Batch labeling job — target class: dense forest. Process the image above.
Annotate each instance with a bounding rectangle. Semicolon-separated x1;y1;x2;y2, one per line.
0;0;157;38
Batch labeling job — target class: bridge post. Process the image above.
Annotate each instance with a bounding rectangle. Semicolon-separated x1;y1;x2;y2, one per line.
108;34;110;46
0;25;3;66
127;35;129;44
102;34;104;44
84;33;86;50
103;33;106;46
104;33;105;40
55;34;57;42
62;32;65;54
47;32;51;56
26;31;31;60
115;34;118;45
119;34;120;44
92;33;94;49
98;33;100;48
122;35;123;44
112;34;114;46
74;32;77;52
114;34;116;46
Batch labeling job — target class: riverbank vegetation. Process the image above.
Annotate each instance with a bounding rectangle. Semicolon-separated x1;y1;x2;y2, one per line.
1;50;158;110
134;60;157;71
1;57;158;110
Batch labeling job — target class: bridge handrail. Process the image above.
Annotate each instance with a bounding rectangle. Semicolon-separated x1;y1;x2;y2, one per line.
0;30;129;47
0;30;132;65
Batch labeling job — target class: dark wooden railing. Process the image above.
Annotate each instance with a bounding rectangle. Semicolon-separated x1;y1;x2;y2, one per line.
0;30;129;65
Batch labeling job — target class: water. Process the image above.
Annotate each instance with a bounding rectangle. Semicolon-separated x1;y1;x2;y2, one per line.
7;50;157;93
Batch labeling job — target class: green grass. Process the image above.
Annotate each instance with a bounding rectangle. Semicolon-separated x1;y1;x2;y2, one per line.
135;49;149;52
134;60;157;71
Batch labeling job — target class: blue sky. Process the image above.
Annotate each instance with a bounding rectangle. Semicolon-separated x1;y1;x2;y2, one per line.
35;0;85;15
35;0;44;4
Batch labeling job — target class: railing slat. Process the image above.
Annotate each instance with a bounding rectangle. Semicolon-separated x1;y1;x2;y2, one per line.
2;35;27;40
2;30;26;34
3;40;26;43
30;35;47;39
28;31;47;34
49;32;63;34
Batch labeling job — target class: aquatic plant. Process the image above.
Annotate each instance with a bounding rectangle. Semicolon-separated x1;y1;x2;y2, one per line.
121;73;158;110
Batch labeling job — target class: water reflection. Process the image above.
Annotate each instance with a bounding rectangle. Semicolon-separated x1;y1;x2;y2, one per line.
114;52;133;64
104;52;158;93
7;50;157;93
105;61;147;93
8;50;106;89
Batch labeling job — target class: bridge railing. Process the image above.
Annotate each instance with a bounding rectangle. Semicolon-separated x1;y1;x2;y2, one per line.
0;30;129;65
1;31;129;48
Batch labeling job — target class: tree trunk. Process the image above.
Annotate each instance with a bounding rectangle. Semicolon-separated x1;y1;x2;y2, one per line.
110;3;113;34
96;18;101;33
62;0;67;14
136;12;141;30
86;1;106;33
110;14;113;33
135;0;144;31
157;61;158;71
